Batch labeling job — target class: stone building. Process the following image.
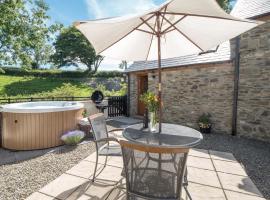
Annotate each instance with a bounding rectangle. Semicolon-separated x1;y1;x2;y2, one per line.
125;0;270;142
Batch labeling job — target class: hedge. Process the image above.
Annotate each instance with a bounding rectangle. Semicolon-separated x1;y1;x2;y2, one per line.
0;67;123;78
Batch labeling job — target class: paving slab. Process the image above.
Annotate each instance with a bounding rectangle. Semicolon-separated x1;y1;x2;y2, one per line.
25;192;56;200
209;150;237;162
39;173;88;200
225;190;266;200
84;153;110;164
189;148;210;159
187;156;215;171
184;182;226;200
66;160;101;179
188;167;221;188
66;179;115;200
218;172;263;197
213;159;247;176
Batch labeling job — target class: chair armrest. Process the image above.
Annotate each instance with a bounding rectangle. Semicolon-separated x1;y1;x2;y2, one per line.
108;128;124;133
95;137;119;144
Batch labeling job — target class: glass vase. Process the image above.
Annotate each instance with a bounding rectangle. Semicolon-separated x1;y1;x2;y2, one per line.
149;111;157;133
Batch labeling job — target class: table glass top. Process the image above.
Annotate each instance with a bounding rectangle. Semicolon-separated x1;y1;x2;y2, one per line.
123;123;203;148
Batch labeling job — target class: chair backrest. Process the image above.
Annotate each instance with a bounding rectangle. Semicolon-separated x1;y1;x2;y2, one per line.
120;140;189;200
88;113;108;148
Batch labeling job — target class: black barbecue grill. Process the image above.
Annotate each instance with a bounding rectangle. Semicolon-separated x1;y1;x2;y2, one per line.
91;90;107;113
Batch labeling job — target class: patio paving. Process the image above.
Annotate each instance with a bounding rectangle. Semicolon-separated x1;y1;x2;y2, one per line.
26;147;266;200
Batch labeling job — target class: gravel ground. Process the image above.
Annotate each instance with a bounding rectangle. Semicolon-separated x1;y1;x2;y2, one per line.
197;133;270;200
0;142;95;200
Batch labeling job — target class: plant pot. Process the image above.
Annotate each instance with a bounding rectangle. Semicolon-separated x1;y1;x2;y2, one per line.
199;125;212;134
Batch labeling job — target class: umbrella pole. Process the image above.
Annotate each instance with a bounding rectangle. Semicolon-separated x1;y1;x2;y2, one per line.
157;12;162;133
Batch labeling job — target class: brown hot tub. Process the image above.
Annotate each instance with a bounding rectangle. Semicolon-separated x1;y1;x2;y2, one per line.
0;101;84;150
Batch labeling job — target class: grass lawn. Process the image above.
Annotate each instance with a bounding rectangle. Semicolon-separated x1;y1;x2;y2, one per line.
0;75;91;98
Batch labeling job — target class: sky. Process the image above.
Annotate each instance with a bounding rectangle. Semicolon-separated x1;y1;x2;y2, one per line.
45;0;166;71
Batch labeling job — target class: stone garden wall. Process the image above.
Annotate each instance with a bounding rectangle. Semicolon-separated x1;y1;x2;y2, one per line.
128;18;270;142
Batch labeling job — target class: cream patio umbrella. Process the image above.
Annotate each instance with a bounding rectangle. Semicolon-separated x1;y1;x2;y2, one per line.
74;0;261;132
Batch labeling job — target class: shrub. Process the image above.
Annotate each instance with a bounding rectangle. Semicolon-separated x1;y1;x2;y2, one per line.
0;68;5;74
0;67;123;78
61;130;85;145
37;83;93;98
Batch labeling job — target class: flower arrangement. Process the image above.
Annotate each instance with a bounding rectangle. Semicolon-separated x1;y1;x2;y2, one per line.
140;91;159;132
140;91;159;113
61;130;85;145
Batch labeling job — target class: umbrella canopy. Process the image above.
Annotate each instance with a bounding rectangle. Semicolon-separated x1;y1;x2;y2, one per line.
75;0;261;61
74;0;261;132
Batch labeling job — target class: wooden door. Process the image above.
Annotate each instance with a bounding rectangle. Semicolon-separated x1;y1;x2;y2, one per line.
137;75;148;116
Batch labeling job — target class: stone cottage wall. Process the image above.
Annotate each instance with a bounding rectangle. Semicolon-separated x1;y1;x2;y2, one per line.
237;19;270;141
129;73;138;116
147;63;234;134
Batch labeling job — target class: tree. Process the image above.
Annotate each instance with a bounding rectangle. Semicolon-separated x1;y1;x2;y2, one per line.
51;26;103;73
28;0;62;69
0;0;61;69
119;60;128;70
217;0;234;12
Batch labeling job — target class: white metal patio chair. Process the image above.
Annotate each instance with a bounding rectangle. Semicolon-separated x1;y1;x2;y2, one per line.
88;113;124;182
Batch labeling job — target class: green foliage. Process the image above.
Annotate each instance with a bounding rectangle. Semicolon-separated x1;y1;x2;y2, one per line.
95;83;127;97
0;75;126;98
51;26;103;73
198;113;212;128
140;91;159;112
0;75;90;97
0;0;61;68
0;68;5;74
217;0;233;12
0;67;123;78
40;83;92;98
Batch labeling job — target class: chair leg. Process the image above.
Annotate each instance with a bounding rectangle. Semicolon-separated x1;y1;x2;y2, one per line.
184;185;192;200
92;151;99;182
104;154;108;167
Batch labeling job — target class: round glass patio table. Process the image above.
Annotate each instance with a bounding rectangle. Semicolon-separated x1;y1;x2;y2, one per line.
123;123;203;148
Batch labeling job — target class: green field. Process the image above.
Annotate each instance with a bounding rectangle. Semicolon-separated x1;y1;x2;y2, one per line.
0;75;92;98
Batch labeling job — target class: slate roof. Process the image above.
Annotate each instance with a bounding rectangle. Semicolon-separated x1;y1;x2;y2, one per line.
126;41;232;72
231;0;270;19
125;0;269;73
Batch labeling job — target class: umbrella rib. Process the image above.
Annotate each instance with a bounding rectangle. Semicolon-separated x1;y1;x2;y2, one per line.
145;19;157;60
163;27;176;34
161;15;187;34
98;14;156;54
136;28;155;35
158;11;257;24
160;5;168;30
161;14;204;51
140;17;157;35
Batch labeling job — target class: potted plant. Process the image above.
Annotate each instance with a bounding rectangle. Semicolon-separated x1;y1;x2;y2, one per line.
140;91;159;132
198;113;212;134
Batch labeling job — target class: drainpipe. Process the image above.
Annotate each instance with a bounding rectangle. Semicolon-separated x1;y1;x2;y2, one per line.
232;37;240;136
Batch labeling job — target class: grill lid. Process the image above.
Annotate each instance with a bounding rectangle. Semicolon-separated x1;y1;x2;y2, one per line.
91;90;104;104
